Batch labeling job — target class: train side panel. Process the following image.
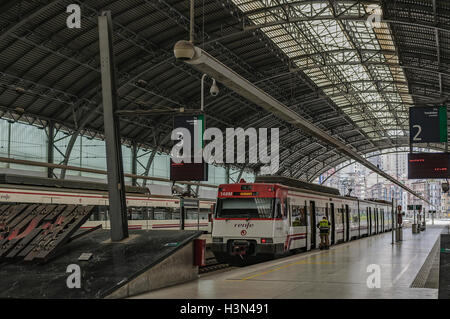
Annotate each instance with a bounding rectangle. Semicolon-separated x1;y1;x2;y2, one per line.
358;201;369;237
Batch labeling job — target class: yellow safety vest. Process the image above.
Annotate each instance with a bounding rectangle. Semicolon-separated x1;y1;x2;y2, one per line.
319;220;329;228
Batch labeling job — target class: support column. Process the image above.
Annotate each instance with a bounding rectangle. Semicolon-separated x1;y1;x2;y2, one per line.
99;10;128;241
131;142;137;186
142;148;157;187
236;165;246;182
195;182;200;197
47;122;54;178
225;165;230;184
6;121;11;169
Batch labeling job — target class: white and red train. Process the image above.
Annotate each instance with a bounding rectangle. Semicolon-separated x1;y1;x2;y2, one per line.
0;175;215;232
211;176;393;265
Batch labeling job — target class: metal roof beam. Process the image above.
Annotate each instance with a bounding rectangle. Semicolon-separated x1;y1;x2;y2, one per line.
174;44;428;201
243;12;450;35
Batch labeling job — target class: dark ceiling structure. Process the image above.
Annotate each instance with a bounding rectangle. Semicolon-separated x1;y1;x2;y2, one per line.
0;0;448;183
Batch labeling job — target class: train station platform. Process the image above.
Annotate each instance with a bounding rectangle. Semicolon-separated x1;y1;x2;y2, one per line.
0;229;202;298
133;222;450;299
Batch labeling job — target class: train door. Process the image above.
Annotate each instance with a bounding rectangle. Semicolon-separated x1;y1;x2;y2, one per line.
380;208;383;232
386;208;390;231
385;208;388;231
357;202;361;238
310;201;316;250
345;204;350;242
378;208;381;232
373;207;377;234
377;208;381;233
378;208;381;233
289;199;308;251
368;207;372;236
305;201;311;251
375;208;379;234
387;207;391;231
372;208;375;234
287;197;292;228
330;203;335;245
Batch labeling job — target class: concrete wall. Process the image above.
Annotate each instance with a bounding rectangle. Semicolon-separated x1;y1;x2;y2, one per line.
106;241;198;299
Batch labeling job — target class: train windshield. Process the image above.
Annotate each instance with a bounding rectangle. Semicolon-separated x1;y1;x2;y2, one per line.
216;198;274;218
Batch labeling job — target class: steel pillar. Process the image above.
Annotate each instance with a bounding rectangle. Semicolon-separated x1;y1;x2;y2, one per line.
142;148;157;187
225;165;230;184
195;182;200;197
47;122;54;178
99;11;128;241
6;121;11;169
60;106;102;179
131;142;138;186
236;165;246;182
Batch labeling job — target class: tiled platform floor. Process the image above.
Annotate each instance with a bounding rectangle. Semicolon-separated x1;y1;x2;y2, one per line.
134;222;450;299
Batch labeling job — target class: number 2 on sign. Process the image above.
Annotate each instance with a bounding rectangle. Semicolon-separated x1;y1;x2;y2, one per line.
413;125;422;141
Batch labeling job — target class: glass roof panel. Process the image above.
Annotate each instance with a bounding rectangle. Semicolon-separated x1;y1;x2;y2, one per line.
233;0;412;140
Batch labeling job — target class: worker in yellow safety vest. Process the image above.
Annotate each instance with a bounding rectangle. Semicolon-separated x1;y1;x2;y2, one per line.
317;216;331;249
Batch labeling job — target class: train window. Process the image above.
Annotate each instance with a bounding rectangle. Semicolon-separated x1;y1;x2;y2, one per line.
316;206;326;220
275;199;282;219
336;209;343;225
154;207;173;220
301;207;307;226
147;207;154;219
216;198;274;218
130;207;147;220
359;207;367;224
352;209;359;223
172;208;180;220
91;206;108;221
186;208;209;220
273;198;288;219
200;208;210;220
154;211;165;220
292;206;300;226
292;206;307;227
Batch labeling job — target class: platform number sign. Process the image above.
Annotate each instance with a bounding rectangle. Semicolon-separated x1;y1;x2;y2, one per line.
170;115;208;181
409;106;447;143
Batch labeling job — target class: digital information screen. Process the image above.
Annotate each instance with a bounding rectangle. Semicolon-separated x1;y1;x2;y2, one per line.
170;115;208;181
170;160;208;181
408;153;450;179
409;106;447;143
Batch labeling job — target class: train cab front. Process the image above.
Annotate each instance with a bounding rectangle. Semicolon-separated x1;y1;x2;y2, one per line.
211;183;285;266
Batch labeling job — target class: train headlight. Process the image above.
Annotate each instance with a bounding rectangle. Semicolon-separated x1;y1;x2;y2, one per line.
213;237;223;243
261;238;273;244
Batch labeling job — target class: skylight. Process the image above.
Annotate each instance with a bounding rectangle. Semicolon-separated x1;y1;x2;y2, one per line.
233;0;412;141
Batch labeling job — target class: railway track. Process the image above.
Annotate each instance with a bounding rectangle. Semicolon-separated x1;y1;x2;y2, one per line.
199;256;230;274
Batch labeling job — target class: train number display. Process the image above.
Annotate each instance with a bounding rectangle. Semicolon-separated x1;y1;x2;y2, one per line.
408;153;450;179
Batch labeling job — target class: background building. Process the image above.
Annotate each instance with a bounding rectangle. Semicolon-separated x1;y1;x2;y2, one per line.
318;150;446;216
